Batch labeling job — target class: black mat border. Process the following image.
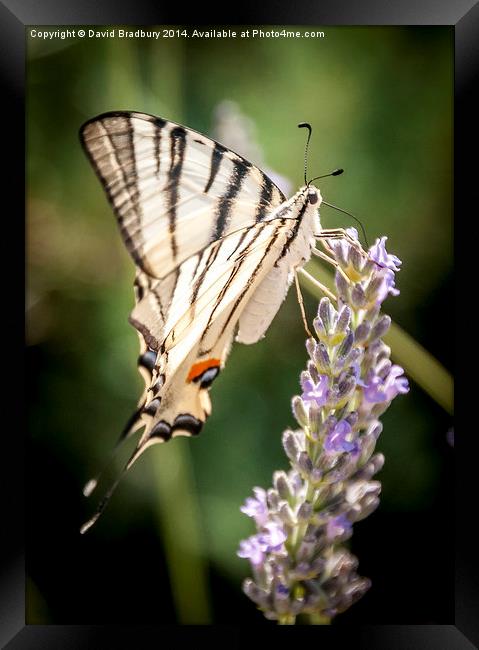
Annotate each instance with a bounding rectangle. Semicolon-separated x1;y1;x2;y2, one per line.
2;0;474;646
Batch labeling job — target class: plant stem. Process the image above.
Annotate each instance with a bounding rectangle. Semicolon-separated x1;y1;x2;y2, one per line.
150;441;212;624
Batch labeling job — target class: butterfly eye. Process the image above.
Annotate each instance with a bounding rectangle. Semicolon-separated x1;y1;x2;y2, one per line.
308;190;318;205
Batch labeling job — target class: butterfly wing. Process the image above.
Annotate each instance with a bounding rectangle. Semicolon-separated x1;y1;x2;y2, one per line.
79;215;305;534
79;111;320;532
121;214;309;466
80;111;286;279
80;109;293;439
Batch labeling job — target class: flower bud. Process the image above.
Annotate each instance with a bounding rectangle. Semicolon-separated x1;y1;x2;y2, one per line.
305;337;316;359
282;429;301;463
297;502;313;521
242;579;270;607
266;489;280;512
318;297;335;333
354;321;371;343
336;305;351;333
297;451;313;475
273;471;292;501
292;395;309;428
350;245;364;274
335;271;350;301
365;275;385;302
278;502;296;525
370;315;391;340
313;342;331;373
307;360;320;383
337;331;354;360
351;284;367;309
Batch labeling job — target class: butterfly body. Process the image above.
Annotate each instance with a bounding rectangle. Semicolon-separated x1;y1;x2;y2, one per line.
80;111;322;478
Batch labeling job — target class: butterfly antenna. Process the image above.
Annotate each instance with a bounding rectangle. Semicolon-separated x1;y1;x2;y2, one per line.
298;122;312;185
309;168;344;182
322;200;369;249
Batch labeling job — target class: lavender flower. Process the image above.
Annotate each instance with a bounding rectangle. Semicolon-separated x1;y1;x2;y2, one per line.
238;232;408;624
240;487;269;526
301;373;329;408
364;365;409;404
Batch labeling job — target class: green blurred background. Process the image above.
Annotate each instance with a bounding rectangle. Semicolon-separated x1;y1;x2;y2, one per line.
26;26;453;624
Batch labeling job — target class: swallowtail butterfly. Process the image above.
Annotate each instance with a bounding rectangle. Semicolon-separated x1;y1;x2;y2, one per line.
79;111;351;532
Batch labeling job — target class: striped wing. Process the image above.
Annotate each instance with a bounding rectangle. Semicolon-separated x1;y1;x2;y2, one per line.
79;110;318;532
79;111;286;279
79;212;306;534
125;213;301;453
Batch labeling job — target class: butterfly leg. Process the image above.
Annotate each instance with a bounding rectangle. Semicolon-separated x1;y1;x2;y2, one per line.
311;248;352;285
294;268;313;338
312;247;339;266
314;228;370;269
313;228;346;239
297;267;337;302
315;227;363;250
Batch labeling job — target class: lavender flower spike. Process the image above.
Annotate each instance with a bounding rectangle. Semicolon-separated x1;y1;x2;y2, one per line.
238;232;408;624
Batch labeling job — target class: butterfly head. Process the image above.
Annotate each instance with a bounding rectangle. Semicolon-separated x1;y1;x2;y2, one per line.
307;186;320;205
297;183;322;209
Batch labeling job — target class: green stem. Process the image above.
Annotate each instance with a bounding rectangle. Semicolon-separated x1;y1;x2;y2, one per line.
382;321;453;415
150;441;212;624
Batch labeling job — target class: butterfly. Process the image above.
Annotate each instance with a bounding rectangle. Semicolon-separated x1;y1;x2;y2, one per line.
79;111;351;532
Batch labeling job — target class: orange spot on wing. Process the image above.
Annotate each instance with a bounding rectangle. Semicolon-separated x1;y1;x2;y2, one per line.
187;358;221;383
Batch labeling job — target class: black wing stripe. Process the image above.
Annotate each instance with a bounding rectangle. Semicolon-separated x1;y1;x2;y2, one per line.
271;185;285;206
204;142;224;193
107;176;141;203
212;159;251;242
171;268;181;306
277;200;308;262
134;272;152;302
129;316;161;351
167;126;187;263
255;176;274;222
190;241;221;306
151;285;166;323
191;250;205;283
